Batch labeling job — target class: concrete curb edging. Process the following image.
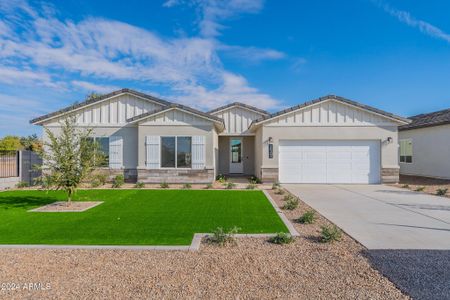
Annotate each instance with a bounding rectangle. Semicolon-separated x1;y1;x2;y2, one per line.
263;189;300;237
0;190;299;251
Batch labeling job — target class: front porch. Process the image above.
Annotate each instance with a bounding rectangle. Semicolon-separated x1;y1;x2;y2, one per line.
217;136;255;176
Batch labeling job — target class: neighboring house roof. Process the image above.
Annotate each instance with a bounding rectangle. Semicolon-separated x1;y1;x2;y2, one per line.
250;95;410;127
208;102;270;116
30;88;172;125
399;108;450;131
127;104;225;128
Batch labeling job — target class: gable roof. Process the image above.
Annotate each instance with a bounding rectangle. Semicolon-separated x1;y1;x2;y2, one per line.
399;108;450;131
208;102;270;116
250;95;410;127
127;103;225;128
30;88;172;125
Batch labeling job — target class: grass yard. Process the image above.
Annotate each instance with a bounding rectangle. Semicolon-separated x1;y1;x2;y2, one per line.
0;189;287;245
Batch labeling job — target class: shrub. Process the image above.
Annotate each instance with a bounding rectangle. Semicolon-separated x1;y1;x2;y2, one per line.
35;174;54;189
248;175;262;184
320;225;342;243
182;183;192;189
216;174;227;183
246;184;256;190
224;182;236;189
269;232;294;244
135;181;145;189
401;184;410;188
91;180;102;188
16;181;29;189
297;210;316;224
93;173;107;185
160;182;169;189
112;174;125;188
272;182;280;190
415;186;425;192
275;188;285;195
436;188;448;196
208;226;240;246
283;194;296;202
282;197;299;210
205;183;213;189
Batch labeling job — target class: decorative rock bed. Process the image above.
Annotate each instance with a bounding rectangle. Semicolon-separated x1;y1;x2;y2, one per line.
29;201;103;212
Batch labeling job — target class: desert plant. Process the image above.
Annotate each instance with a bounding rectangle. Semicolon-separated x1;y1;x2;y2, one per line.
282;197;299;210
91;180;102;188
205;183;213;189
275;188;285;195
283;194;296;202
269;232;294;244
436;188;448;196
224;182;236;189
16;181;29;189
160;182;169;189
297;210;316;224
246;184;256;190
135;181;145;189
415;186;425;192
182;183;192;189
208;226;240;246
248;175;262;184
92;173;107;186
37;117;105;204
401;184;410;188
112;174;125;188
320;225;342;243
272;182;280;190
216;174;227;183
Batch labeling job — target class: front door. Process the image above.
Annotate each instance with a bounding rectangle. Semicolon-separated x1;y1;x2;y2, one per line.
229;138;243;173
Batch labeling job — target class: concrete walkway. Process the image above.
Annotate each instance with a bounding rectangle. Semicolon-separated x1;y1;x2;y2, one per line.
284;184;450;249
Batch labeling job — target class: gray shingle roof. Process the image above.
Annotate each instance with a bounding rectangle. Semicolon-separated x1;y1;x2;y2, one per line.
251;95;410;126
399;108;450;131
208;102;270;116
30;88;172;124
127;104;225;125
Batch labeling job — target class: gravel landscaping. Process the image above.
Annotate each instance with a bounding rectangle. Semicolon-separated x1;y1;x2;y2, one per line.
0;188;408;299
395;175;450;198
29;201;103;212
367;250;450;300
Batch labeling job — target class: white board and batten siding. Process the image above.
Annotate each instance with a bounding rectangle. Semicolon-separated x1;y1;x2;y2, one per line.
267;100;397;127
46;94;164;126
279;140;381;184
145;136;206;169
140;110;212;126
211;106;266;134
109;136;123;169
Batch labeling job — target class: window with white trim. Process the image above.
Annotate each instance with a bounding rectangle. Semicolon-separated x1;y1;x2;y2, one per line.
399;139;413;163
85;137;109;167
161;136;192;168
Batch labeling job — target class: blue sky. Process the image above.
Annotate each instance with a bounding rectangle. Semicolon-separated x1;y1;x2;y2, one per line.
1;0;450;136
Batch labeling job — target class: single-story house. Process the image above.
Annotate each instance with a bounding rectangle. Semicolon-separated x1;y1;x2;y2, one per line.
30;89;410;184
399;108;450;180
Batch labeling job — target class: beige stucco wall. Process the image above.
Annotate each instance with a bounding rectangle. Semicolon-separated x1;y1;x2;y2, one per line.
399;124;450;179
137;124;215;169
43;125;138;169
255;125;399;178
217;136;255;175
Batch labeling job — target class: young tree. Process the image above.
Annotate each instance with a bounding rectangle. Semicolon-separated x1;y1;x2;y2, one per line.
39;117;105;204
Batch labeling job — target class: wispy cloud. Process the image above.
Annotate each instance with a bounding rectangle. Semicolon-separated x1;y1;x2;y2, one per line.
0;0;284;120
371;0;450;44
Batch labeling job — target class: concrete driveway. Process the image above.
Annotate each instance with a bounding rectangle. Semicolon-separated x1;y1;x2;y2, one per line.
284;184;450;249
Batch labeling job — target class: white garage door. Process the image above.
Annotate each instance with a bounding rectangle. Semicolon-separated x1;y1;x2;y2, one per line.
279;140;380;184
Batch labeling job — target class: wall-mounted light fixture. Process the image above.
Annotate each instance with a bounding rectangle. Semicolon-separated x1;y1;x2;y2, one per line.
387;137;393;143
268;137;273;144
268;137;273;159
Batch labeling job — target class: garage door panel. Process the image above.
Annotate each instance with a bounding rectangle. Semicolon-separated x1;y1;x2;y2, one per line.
279;140;380;184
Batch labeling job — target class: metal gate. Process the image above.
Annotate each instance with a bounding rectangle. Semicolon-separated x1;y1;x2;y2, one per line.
0;151;19;178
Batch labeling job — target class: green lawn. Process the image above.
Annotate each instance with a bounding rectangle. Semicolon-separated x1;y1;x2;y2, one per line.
0;189;287;245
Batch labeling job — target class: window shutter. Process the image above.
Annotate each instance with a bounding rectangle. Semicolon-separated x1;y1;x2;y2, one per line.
192;136;205;169
109;136;123;169
145;136;160;169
